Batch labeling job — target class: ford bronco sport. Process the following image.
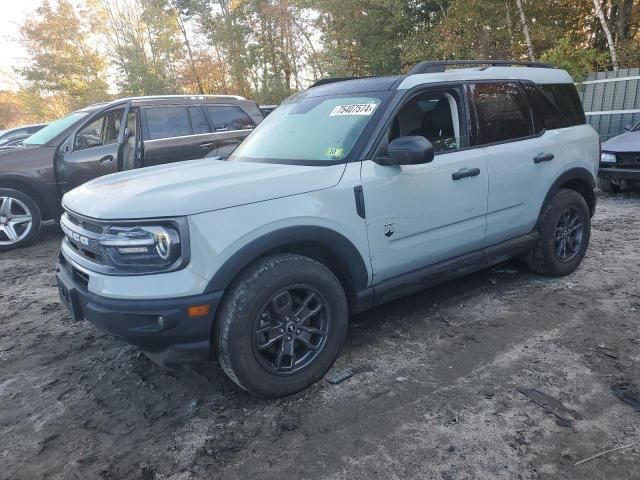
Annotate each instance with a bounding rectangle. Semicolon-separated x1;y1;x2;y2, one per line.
57;60;599;398
0;95;262;251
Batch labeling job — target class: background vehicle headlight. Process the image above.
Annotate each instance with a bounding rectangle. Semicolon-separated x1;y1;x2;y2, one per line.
100;224;182;270
601;152;617;163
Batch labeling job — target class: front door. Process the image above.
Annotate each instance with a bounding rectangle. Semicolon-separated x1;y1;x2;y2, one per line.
57;106;127;193
361;87;488;284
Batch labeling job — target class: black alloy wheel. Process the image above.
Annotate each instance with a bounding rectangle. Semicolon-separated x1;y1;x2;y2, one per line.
553;206;584;262
253;287;329;374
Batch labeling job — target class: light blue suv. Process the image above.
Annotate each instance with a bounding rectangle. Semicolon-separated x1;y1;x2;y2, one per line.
56;60;600;397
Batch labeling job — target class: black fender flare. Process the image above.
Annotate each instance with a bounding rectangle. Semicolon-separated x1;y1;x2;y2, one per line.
204;226;372;309
537;167;596;225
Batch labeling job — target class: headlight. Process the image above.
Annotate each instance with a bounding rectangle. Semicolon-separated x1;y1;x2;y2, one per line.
100;224;182;271
601;152;617;163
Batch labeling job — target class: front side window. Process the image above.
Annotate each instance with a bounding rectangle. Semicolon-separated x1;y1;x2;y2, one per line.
206;106;255;132
75;109;124;151
145;107;191;140
471;82;534;145
388;89;465;154
229;94;387;164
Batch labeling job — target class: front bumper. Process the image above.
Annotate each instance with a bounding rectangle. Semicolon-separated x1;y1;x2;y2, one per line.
599;167;640;181
56;252;223;365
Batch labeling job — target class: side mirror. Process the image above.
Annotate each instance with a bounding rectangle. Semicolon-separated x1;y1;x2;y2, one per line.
624;124;632;132
377;136;434;166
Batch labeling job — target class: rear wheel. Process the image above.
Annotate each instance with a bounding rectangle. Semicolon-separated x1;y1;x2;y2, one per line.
527;189;590;277
0;188;41;251
598;177;620;193
215;254;348;398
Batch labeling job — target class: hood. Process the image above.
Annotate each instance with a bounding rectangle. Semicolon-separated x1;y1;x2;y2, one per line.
602;130;640;153
0;144;39;156
62;159;346;220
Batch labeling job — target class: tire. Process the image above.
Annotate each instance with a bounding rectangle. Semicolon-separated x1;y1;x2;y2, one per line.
527;188;591;277
0;188;41;252
215;254;348;398
598;177;620;193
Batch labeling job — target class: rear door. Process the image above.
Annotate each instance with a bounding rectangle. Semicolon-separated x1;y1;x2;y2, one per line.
468;81;565;246
56;105;127;193
140;105;217;167
204;104;257;159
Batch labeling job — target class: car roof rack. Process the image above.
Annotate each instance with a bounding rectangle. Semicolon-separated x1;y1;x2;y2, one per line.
408;60;555;75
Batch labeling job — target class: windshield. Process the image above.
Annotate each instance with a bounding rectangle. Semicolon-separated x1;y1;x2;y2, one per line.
24;112;89;146
229;94;387;164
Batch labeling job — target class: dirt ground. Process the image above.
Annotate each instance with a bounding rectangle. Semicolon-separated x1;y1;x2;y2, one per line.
1;193;639;480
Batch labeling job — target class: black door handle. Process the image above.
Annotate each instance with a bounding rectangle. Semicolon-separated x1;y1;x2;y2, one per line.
199;142;215;149
452;168;481;180
534;153;555;163
99;155;114;164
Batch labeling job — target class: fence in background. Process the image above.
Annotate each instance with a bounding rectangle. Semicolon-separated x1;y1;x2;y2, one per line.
578;68;640;141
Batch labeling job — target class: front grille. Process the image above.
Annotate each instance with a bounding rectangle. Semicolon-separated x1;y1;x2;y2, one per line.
65;213;104;234
61;211;107;266
616;152;640;168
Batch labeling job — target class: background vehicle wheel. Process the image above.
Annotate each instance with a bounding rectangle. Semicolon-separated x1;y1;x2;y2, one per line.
598;177;620;193
0;188;41;252
215;254;348;398
527;188;590;277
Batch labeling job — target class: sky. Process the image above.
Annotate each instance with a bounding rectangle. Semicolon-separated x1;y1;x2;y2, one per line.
0;0;45;90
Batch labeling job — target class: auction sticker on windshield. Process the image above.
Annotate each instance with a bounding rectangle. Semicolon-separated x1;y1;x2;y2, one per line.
330;103;377;116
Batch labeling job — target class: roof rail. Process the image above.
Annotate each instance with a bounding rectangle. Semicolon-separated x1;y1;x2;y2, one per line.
408;60;555;75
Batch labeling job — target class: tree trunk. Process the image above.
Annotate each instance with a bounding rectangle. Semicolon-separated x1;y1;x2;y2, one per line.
592;0;619;70
172;3;204;94
515;0;535;62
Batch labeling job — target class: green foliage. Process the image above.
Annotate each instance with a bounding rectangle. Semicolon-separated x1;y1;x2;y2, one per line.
18;0;109;111
94;0;185;95
541;37;610;82
315;0;411;77
10;0;640;125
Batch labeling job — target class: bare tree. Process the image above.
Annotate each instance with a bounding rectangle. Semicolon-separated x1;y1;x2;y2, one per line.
592;0;619;70
515;0;535;61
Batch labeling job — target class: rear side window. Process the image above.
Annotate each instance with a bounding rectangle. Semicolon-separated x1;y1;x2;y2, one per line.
471;82;534;145
146;107;191;140
538;84;585;127
522;83;564;132
206;106;255;132
189;107;210;135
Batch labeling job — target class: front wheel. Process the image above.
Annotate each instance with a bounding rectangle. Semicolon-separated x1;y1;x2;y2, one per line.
0;188;41;252
215;254;348;398
527;189;591;277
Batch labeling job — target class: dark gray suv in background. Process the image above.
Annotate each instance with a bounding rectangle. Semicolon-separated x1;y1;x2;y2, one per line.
0;95;263;251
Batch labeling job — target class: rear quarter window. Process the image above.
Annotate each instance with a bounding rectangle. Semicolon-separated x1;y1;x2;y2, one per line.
206;105;255;132
538;84;585;127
